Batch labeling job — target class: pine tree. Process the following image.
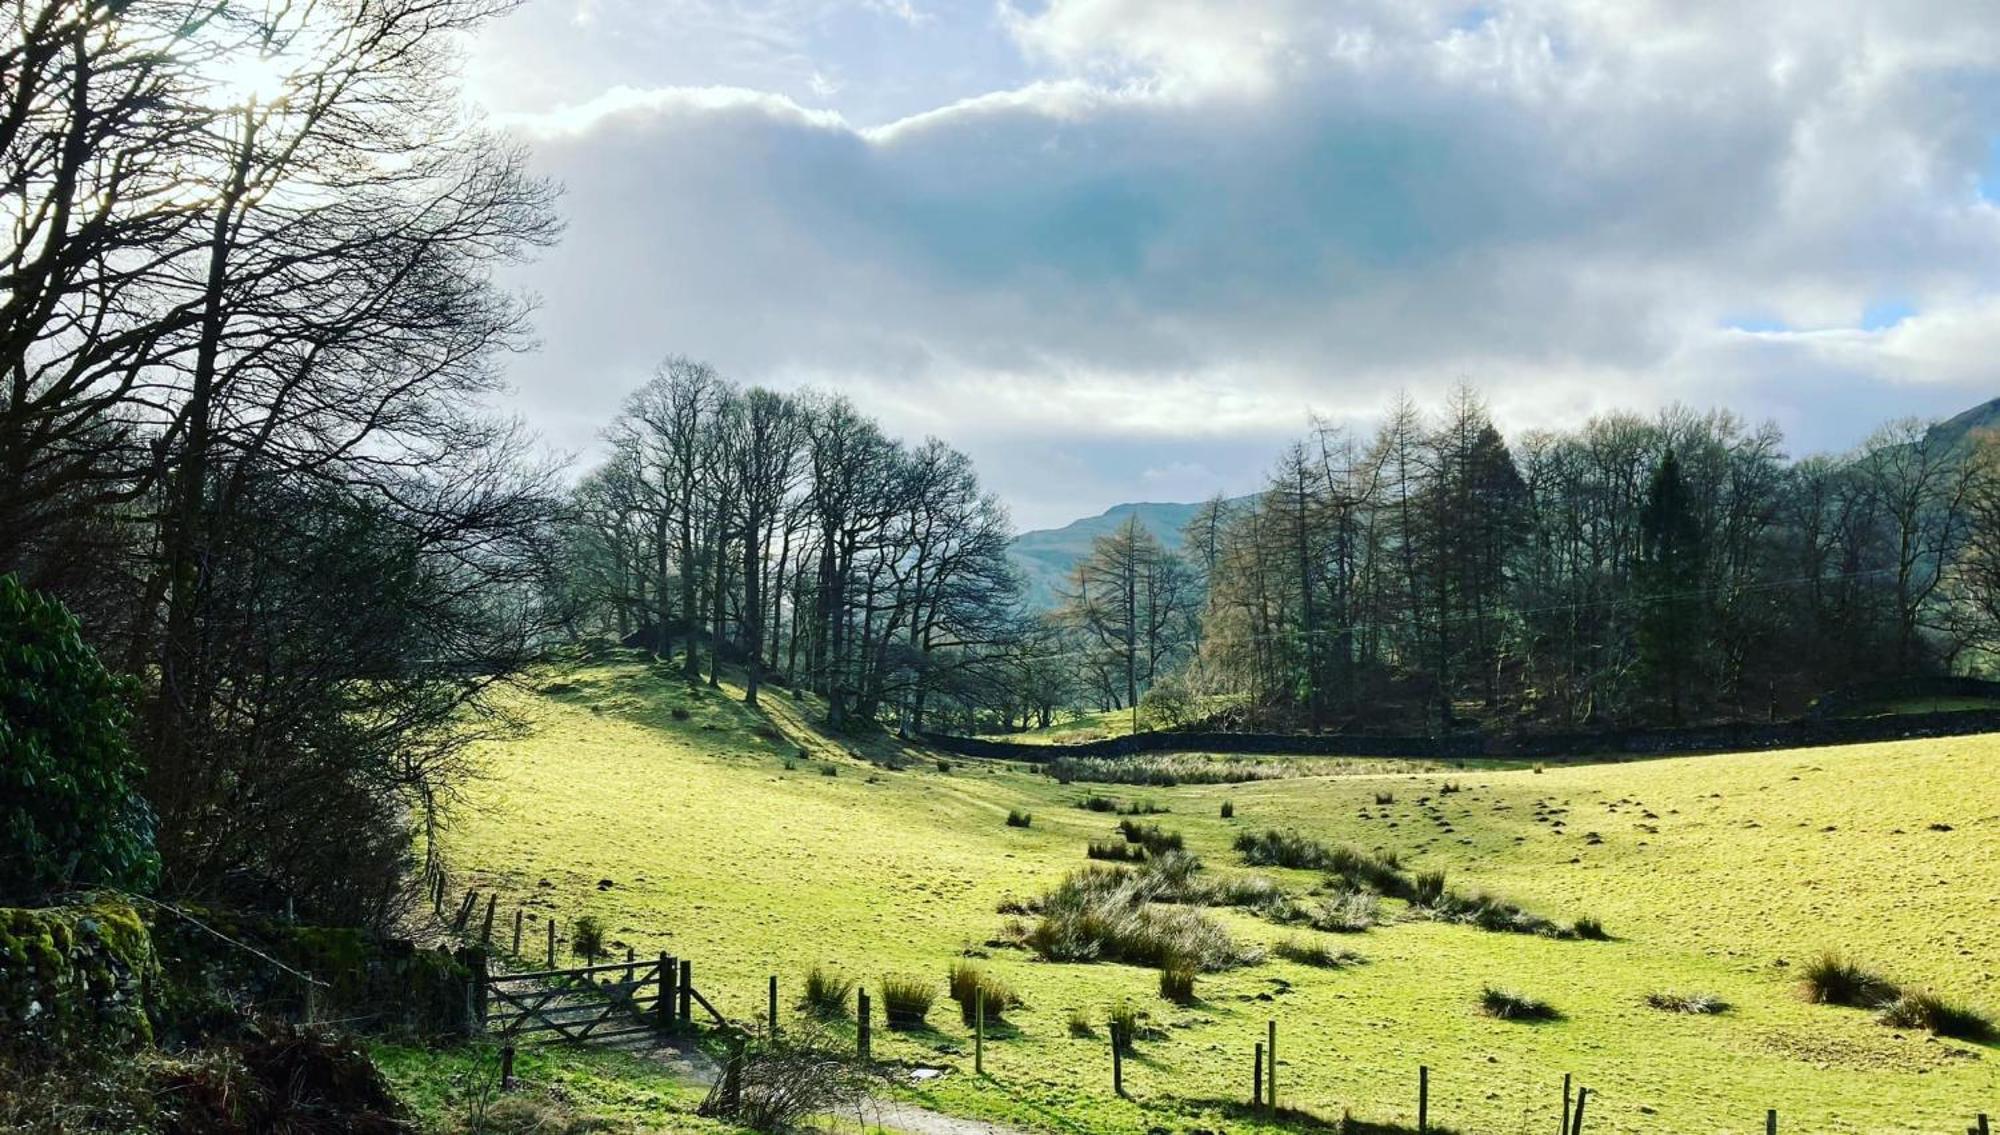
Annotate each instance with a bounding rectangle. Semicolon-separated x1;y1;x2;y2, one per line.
1637;449;1706;724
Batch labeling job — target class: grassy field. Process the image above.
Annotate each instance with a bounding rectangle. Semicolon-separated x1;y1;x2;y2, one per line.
440;656;1999;1135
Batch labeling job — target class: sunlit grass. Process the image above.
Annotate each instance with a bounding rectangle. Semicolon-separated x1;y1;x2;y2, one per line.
443;658;2000;1134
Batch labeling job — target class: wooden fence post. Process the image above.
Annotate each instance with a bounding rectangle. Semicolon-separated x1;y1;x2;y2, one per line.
1266;1019;1278;1114
1253;1043;1264;1107
512;909;523;955
480;894;497;946
1419;1065;1429;1132
545;918;555;968
857;989;872;1059
1111;1024;1125;1097
722;1040;744;1113
974;986;985;1076
500;1044;515;1092
1570;1087;1588;1135
678;960;692;1026
625;947;635;984
1766;1109;1776;1135
768;975;778;1035
455;888;476;929
668;955;684;1031
1977;1114;1991;1135
1561;1074;1571;1135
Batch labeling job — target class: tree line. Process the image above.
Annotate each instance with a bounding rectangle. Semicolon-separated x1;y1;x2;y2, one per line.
1045;389;2000;733
553;359;1020;733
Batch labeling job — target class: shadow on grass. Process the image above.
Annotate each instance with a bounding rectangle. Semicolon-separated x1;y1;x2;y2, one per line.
1171;1098;1455;1134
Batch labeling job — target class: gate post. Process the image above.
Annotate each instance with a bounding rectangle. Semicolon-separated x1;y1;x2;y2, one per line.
668;955;684;1031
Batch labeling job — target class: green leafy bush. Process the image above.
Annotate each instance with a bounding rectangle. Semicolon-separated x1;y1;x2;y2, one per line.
0;574;157;903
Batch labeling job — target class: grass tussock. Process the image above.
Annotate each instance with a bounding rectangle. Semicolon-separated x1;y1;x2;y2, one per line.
1108;1002;1139;1051
1801;952;1899;1008
1066;1007;1095;1037
1274;936;1364;969
571;915;605;961
1220;800;1234;819
1233;830;1411;898
1087;840;1146;863
1158;956;1198;1004
1005;809;1032;828
800;966;854;1018
880;975;936;1030
947;961;1020;1025
1877;991;1993;1041
1047;754;1440;786
1021;863;1258;971
1480;986;1560;1021
1117;819;1185;854
1306;890;1380;933
1645;991;1728;1014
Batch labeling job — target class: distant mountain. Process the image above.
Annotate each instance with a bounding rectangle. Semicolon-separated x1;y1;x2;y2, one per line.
1009;498;1250;610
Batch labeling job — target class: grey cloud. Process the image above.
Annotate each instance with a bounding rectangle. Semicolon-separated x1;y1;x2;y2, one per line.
489;1;2000;528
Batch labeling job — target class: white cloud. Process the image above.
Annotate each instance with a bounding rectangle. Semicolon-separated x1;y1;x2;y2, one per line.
484;0;2000;527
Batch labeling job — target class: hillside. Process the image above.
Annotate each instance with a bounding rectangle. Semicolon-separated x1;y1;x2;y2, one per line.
1010;498;1250;609
1928;396;2000;454
438;654;2000;1135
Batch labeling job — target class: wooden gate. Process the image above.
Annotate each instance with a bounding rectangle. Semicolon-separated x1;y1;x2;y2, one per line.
482;955;673;1045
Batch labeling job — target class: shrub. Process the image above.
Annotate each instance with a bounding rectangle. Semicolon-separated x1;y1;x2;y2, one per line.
1646;991;1728;1014
1877;991;1993;1041
1274;936;1363;968
1006;809;1032;828
821;764;838;777
947;961;1019;1026
571;915;605;961
1158;955;1198;1004
1079;795;1119;812
936;760;953;773
1571;917;1609;941
699;1023;872;1132
801;966;854;1018
1088;840;1146;863
1480;987;1560;1021
0;574;158;903
1118;799;1168;816
1023;865;1255;971
881;975;935;1030
1139;677;1200;730
1801;952;1898;1007
1221;801;1235;819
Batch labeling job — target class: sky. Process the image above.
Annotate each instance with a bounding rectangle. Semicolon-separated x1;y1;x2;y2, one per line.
464;0;2000;531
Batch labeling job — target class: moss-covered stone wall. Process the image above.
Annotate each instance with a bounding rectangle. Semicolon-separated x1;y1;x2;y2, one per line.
0;896;157;1050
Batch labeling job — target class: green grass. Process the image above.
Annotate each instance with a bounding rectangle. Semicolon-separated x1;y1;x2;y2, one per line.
442;658;2000;1134
373;1039;723;1133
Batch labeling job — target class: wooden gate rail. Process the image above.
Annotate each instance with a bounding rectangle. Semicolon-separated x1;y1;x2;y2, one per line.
480;951;730;1045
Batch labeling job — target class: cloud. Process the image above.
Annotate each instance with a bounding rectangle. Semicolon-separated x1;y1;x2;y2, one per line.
487;0;2000;527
